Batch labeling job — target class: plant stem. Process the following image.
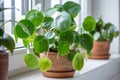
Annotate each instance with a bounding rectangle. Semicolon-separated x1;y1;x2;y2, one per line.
46;49;50;58
27;43;30;54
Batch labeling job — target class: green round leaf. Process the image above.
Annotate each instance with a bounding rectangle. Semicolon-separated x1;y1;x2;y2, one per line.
24;54;38;69
72;53;84;71
63;1;81;18
83;16;96;31
114;31;119;37
79;34;93;52
59;30;74;44
25;10;43;27
0;34;15;53
54;4;64;12
93;32;100;40
42;17;54;28
39;57;52;72
58;41;70;56
102;30;107;39
55;11;72;32
104;23;112;30
44;8;57;17
68;53;75;62
33;35;49;53
15;19;35;38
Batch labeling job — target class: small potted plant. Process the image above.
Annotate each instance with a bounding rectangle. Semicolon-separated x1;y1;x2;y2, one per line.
0;8;15;80
14;1;96;78
89;17;119;59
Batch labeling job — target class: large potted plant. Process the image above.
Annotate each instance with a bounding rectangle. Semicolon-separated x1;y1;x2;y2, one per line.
89;17;119;59
14;1;96;78
0;8;15;80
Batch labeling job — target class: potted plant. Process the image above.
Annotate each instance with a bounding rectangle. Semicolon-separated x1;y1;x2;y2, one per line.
14;1;96;78
0;8;15;80
89;17;119;59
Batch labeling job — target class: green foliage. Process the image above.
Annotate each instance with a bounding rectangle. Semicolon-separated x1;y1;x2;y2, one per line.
90;17;119;42
63;1;81;18
79;34;93;52
14;19;35;38
55;11;72;32
72;53;84;71
24;54;38;69
14;1;96;72
33;35;49;53
54;4;63;12
68;53;75;61
0;34;15;53
59;30;74;44
58;41;70;56
0;8;15;54
42;17;54;28
39;57;52;72
25;10;43;27
83;16;96;31
44;8;57;17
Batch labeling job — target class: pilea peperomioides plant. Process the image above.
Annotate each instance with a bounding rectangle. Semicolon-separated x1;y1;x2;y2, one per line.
89;17;119;59
14;1;96;74
90;17;119;42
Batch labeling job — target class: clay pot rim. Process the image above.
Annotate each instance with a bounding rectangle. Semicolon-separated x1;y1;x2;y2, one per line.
94;40;110;43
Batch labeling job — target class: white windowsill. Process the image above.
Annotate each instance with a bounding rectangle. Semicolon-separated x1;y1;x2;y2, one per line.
8;54;120;80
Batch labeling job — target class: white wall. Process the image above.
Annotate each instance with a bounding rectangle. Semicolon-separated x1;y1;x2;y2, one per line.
91;0;119;54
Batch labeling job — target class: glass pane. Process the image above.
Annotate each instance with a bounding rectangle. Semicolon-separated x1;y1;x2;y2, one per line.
15;0;25;21
51;0;60;7
4;0;12;34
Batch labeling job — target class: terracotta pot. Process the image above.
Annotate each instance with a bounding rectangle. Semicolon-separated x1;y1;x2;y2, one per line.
0;50;8;80
40;52;75;78
90;41;110;59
